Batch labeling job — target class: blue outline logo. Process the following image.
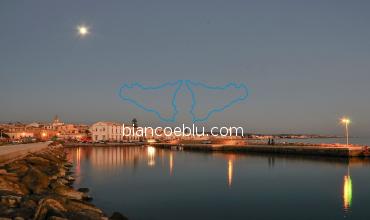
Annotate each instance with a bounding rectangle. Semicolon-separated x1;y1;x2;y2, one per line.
118;80;249;123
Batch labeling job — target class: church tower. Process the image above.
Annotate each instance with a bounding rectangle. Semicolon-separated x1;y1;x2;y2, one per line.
53;115;60;124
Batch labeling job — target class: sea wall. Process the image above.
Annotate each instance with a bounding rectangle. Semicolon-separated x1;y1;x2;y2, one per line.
0;143;128;220
153;143;366;157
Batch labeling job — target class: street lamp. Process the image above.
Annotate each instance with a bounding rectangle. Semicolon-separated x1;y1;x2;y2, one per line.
341;118;351;147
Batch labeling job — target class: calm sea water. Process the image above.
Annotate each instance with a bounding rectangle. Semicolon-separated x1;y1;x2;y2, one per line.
66;145;370;220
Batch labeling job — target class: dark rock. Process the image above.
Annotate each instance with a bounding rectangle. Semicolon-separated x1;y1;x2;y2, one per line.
58;167;67;177
53;186;84;200
64;163;73;168
110;212;129;220
0;174;27;195
49;178;67;190
22;198;38;209
27;156;61;178
82;194;93;202
65;175;75;182
64;199;103;216
51;181;65;191
4;161;29;177
66;210;105;220
47;216;68;220
33;198;67;220
21;166;49;194
26;156;50;167
37;151;63;164
0;205;13;217
10;206;36;219
78;188;89;193
0;194;22;208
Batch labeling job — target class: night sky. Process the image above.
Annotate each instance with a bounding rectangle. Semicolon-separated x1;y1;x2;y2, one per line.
1;0;370;136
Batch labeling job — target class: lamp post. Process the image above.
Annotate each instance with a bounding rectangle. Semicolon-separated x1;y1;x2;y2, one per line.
341;118;351;147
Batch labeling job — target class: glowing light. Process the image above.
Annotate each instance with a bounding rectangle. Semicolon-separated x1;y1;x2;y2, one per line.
147;139;157;143
42;132;47;137
147;146;156;166
147;146;155;155
228;159;233;187
22;132;25;137
340;117;351;146
341;118;351;124
77;25;90;37
75;148;81;185
343;175;352;211
169;153;173;175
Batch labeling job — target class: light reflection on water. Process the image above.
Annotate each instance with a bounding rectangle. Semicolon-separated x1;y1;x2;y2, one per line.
343;171;352;213
169;152;173;176
66;146;370;220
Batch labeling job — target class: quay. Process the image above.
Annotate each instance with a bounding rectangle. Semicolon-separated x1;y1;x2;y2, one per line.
63;142;145;147
0;141;51;164
62;141;370;157
151;143;369;157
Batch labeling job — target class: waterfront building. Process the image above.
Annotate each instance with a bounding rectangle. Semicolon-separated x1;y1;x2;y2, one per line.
2;116;88;141
56;123;90;141
4;123;34;140
6;131;34;139
91;121;139;142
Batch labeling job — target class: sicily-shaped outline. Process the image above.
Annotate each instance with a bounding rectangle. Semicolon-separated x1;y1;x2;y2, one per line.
118;80;183;122
118;80;249;123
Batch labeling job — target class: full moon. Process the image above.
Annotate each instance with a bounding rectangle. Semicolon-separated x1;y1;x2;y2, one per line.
77;25;89;37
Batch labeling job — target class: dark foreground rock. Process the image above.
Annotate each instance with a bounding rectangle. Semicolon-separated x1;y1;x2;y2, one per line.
0;143;128;220
109;212;128;220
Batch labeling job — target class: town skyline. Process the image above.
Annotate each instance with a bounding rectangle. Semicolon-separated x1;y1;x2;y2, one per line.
0;114;355;137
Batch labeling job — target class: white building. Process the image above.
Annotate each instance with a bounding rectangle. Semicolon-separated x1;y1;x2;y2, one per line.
91;121;140;142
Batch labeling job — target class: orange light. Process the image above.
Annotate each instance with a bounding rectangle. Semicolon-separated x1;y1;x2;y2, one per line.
228;159;233;187
343;175;352;211
147;146;156;166
169;153;173;175
147;139;156;143
341;118;351;124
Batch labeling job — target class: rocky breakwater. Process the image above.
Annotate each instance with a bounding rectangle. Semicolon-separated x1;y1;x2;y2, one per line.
0;143;128;220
